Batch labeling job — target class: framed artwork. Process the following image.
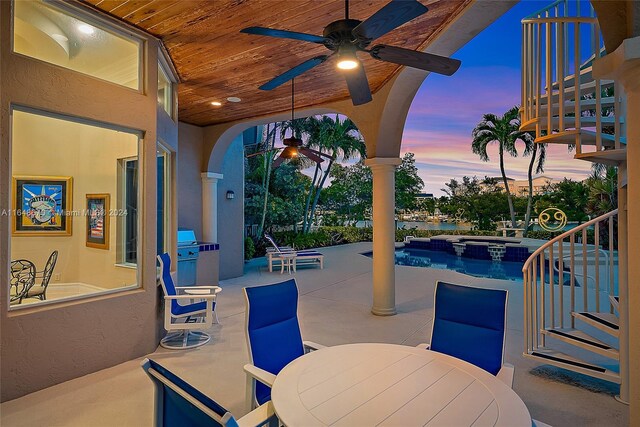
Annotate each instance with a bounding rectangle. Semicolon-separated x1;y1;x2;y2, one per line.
86;194;110;249
12;176;73;236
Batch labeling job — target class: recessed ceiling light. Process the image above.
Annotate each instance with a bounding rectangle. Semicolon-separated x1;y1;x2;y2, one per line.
226;97;241;103
78;24;95;35
211;101;222;106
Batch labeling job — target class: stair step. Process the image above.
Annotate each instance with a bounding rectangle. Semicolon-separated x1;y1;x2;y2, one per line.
537;97;617;116
575;148;626;166
520;115;621;132
537;79;615;106
526;348;621;384
542;328;619;360
550;66;594;90
533;129;623;146
609;295;619;311
572;312;619;337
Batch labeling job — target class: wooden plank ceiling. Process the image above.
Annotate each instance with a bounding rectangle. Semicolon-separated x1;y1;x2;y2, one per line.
82;0;470;126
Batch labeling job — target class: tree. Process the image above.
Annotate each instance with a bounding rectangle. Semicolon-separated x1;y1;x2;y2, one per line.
440;176;511;230
297;115;366;233
395;153;425;214
471;106;530;228
534;179;589;222
522;137;546;237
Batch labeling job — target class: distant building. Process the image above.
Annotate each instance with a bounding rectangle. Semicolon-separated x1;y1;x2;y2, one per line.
416;192;434;201
492;175;559;196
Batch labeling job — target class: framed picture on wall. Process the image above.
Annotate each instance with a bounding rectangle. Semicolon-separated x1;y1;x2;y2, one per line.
86;194;110;249
12;175;73;236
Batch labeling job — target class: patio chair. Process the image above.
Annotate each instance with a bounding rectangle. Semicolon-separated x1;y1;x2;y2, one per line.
142;358;278;427
158;253;218;349
10;259;36;305
417;281;514;388
243;279;324;412
264;234;324;273
26;250;58;301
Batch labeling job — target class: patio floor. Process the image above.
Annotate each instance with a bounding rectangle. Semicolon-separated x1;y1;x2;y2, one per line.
0;242;629;426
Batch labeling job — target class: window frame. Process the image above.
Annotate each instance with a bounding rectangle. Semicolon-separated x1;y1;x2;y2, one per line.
8;104;144;311
156;141;173;256
157;48;178;120
11;0;145;93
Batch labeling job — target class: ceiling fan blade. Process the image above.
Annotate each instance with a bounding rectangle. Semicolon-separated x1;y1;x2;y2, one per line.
353;0;428;42
241;27;328;44
343;64;372;106
370;45;461;76
260;55;329;90
299;147;325;164
272;154;286;168
305;148;333;159
246;148;280;158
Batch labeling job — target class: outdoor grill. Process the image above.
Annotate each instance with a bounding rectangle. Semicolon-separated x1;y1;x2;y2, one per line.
176;228;199;286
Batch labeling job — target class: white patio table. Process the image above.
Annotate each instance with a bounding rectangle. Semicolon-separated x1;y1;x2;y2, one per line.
271;343;531;427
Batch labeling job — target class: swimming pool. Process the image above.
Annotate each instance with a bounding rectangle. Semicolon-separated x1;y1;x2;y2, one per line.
363;248;526;281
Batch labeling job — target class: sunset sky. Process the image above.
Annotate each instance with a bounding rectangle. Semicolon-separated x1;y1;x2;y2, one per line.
401;0;592;196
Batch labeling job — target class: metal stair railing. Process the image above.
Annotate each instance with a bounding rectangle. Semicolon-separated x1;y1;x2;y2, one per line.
523;209;618;353
521;0;626;155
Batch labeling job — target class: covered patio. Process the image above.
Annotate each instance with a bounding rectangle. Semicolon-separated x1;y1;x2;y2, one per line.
2;0;639;425
0;243;628;426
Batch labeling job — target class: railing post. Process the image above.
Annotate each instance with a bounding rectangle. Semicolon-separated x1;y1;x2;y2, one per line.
595;222;600;311
549;245;555;328
570;233;576;327
540;252;546;347
558;238;564;327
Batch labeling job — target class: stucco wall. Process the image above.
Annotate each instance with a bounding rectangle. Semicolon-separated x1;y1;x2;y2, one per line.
0;1;173;402
177;121;204;240
217;134;245;280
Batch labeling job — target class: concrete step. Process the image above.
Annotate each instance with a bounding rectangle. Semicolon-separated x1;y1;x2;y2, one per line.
520;115;622;132
572;311;619;338
537;79;615;106
575;148;626;166
542;328;619;360
533;129;623;146
526;348;620;383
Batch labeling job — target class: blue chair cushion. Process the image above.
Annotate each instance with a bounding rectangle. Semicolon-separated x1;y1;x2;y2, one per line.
171;300;216;317
158;253;216;317
245;279;305;405
430;282;507;376
147;359;228;426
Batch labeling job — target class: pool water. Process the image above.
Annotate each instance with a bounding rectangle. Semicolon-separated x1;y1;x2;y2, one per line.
364;248;526;282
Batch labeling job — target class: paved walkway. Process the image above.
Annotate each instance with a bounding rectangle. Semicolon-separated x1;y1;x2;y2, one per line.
0;243;628;426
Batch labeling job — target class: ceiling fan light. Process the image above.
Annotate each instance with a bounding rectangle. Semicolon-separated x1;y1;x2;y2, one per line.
280;146;299;159
337;59;358;70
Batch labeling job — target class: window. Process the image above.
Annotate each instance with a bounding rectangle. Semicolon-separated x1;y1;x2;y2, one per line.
13;0;141;90
118;148;171;264
10;108;140;309
158;62;174;117
156;144;172;255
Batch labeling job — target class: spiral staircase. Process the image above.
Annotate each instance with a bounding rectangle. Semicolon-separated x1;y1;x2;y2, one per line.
519;0;628;402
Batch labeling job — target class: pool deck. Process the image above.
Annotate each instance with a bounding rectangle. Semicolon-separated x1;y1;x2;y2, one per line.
0;242;628;426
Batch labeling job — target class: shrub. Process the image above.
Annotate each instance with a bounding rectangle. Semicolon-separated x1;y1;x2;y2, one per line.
244;237;255;260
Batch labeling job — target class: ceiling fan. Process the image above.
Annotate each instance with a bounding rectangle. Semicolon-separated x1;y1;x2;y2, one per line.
246;79;333;168
240;0;462;106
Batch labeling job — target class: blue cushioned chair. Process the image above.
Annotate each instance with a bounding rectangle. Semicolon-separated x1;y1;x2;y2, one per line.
243;279;324;412
142;358;278;427
418;281;514;387
158;253;219;349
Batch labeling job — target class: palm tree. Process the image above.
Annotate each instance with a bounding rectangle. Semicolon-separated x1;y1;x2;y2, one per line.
471;106;529;228
522;135;546;237
300;115;366;233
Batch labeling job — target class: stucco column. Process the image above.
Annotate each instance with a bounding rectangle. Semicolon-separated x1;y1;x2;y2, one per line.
624;78;640;416
593;37;640;413
365;157;401;316
201;172;223;242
